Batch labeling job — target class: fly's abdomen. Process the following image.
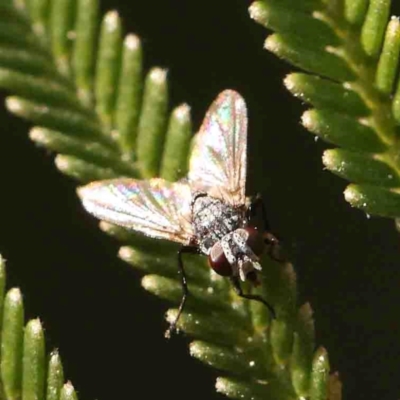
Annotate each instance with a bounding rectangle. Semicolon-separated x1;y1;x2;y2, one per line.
192;195;245;254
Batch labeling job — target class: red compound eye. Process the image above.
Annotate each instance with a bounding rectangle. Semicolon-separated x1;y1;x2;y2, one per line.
208;242;232;276
244;226;265;256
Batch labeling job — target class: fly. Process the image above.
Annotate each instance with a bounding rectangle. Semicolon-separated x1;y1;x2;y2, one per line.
78;90;282;337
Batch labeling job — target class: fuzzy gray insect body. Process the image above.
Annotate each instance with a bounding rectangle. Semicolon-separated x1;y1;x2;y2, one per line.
191;193;247;255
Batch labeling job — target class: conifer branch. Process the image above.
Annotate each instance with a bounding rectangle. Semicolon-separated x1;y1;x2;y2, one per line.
0;1;339;399
250;0;400;219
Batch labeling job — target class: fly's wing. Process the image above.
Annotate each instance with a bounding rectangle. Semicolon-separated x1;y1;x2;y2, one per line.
189;90;247;205
77;178;194;245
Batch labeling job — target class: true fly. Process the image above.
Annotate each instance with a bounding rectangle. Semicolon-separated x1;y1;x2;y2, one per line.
78;90;281;337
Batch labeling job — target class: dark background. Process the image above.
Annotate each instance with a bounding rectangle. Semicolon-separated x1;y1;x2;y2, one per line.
1;1;400;399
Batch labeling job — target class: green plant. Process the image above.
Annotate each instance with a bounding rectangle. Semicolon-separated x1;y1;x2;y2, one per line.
0;256;79;400
6;0;398;399
250;0;400;220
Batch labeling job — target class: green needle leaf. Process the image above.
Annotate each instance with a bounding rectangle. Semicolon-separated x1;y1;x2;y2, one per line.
119;246;210;285
115;34;143;156
22;319;45;400
0;68;89;113
270;319;293;365
73;0;99;105
166;310;248;347
284;73;369;116
95;11;122;130
376;17;400;94
265;34;355;82
323;149;400;186
0;21;44;53
257;0;323;13
250;2;338;47
6;96;110;146
142;275;232;312
50;0;74;75
290;304;315;398
250;0;400;222
302;109;387;152
361;0;391;58
216;376;292;400
55;154;120;181
46;351;64;400
29;127;125;169
310;347;329;400
1;288;24;400
190;341;266;380
60;382;78;400
136;68;168;178
160;103;192;181
28;0;50;37
345;0;369;25
0;258;79;400
345;184;400;217
0;47;56;78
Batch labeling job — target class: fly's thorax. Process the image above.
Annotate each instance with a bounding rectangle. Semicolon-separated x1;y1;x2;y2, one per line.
207;226;265;282
191;193;246;255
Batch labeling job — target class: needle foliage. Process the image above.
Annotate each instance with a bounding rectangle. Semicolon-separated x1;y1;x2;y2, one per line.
0;256;79;400
250;0;400;220
0;0;342;399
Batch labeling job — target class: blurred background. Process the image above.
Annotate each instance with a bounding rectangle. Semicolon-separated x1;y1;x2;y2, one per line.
0;1;400;399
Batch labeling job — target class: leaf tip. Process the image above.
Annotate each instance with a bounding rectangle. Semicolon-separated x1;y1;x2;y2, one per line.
343;184;359;206
118;246;133;261
215;377;228;394
6;97;23;113
104;10;121;32
173;103;191;121
165;308;176;321
26;318;43;335
29;127;46;143
189;340;202;358
49;349;61;363
314;346;328;362
388;16;400;32
264;35;278;53
124;34;141;50
322;149;339;170
283;74;296;93
99;221;111;232
248;1;267;25
54;155;69;171
60;381;77;399
141;275;162;295
7;287;22;304
149;67;168;84
216;377;249;399
301;110;316;131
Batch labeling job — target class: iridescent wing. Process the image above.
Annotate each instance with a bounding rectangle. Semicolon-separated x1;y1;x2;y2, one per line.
188;90;247;205
77;178;194;245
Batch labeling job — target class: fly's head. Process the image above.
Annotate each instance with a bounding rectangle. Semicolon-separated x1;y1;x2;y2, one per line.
207;226;266;284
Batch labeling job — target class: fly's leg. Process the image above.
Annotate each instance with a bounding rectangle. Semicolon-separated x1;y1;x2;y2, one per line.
247;193;283;262
230;276;276;319
165;245;199;338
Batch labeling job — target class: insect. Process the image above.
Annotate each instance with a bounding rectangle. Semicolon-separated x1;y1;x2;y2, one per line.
78;90;281;337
